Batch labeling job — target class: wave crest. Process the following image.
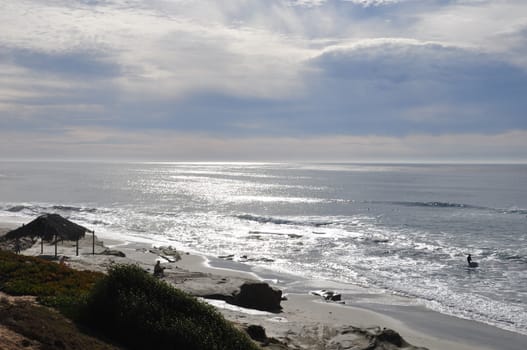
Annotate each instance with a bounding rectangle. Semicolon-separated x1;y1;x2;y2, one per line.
3;204;99;215
236;214;332;227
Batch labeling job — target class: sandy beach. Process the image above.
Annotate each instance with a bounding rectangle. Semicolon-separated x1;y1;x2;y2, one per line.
1;220;526;350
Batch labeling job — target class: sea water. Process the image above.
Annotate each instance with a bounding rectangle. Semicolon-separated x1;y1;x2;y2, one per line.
1;161;526;334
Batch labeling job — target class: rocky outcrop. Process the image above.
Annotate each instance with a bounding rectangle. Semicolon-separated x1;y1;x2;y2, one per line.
173;274;283;312
245;324;267;342
240;322;428;350
310;289;342;302
326;326;428;350
232;282;282;312
243;324;289;349
149;246;181;262
99;249;126;257
281;324;428;350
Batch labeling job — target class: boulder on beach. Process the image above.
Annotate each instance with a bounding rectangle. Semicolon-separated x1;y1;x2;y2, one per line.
233;282;282;312
244;324;288;349
245;324;267;342
316;325;428;350
99;249;126;257
375;328;406;347
310;289;342;302
360;326;427;349
149;246;181;262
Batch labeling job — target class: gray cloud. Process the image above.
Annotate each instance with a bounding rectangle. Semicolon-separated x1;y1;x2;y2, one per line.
121;40;527;137
1;47;120;78
303;41;527;135
0;0;526;161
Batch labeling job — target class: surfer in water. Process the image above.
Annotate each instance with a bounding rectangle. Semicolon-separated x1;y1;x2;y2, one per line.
467;254;478;267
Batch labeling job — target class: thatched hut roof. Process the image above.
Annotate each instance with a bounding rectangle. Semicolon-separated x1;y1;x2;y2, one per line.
5;214;89;242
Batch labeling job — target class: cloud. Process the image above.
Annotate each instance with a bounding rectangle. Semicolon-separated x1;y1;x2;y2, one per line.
0;47;120;78
293;0;407;7
408;0;527;66
0;54;117;131
0;0;313;100
0;0;526;161
303;40;527;135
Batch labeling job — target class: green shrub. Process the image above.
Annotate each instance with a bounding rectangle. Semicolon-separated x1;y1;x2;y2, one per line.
0;252;260;349
0;250;103;318
0;250;102;298
80;264;259;350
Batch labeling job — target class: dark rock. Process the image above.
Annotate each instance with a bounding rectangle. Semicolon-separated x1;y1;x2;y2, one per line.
310;289;341;302
245;325;290;349
100;249;126;257
331;326;426;350
376;328;405;347
245;324;267;342
328;293;341;302
233;282;282;312
218;254;234;260
150;246;181;262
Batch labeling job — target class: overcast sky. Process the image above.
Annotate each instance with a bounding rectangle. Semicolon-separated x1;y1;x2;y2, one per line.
1;0;526;162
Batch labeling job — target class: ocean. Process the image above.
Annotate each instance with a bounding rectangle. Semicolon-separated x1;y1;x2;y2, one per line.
1;161;526;335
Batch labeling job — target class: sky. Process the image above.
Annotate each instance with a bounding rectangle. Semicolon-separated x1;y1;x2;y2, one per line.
1;0;526;162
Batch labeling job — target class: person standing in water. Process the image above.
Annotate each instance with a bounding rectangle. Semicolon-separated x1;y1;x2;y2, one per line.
467;254;472;265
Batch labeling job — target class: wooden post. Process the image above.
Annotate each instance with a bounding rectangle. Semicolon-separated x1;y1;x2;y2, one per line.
76;239;79;256
92;230;95;255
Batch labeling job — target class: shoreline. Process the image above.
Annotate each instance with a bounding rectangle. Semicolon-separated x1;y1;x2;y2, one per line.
1;221;526;350
200;251;527;350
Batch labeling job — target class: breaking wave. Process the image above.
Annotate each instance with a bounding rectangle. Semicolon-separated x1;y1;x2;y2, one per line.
382;201;481;209
3;204;100;215
374;201;527;215
235;214;332;227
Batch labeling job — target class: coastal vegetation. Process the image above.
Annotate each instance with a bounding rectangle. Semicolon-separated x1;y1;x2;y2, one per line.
0;251;259;349
80;264;259;350
0;250;102;300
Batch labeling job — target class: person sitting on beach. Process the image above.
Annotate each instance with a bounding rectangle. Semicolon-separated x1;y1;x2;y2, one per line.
59;256;67;266
154;260;165;277
14;239;21;254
